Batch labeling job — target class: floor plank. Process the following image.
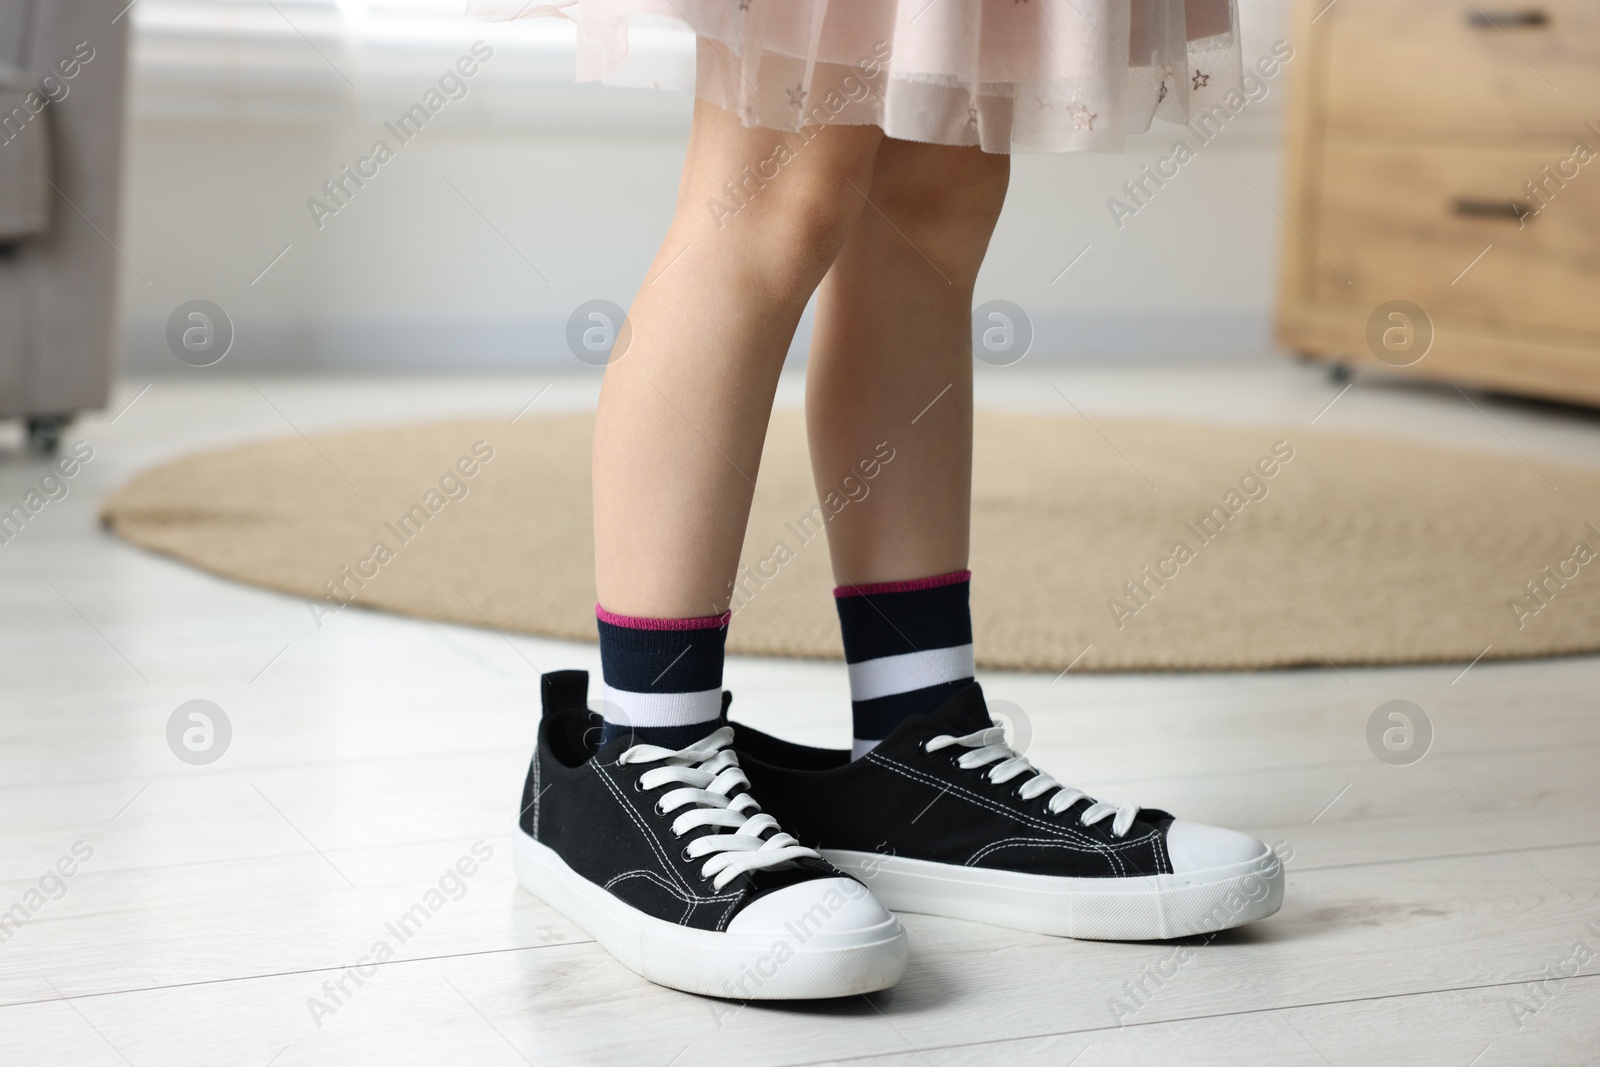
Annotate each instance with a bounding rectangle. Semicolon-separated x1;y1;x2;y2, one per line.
5;367;1600;1065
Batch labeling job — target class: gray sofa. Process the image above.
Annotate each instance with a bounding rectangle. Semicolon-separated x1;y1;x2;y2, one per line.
0;0;129;452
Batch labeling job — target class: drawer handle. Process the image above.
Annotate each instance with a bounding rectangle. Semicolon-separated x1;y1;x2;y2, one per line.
1466;8;1549;27
1451;197;1535;222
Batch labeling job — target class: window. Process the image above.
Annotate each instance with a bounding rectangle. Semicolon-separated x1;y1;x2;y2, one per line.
130;0;692;124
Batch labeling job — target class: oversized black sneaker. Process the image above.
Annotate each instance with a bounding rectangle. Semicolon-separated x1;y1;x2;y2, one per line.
732;682;1284;941
514;671;908;998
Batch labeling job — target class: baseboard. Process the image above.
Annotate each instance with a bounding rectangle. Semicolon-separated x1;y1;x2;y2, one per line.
119;310;1274;376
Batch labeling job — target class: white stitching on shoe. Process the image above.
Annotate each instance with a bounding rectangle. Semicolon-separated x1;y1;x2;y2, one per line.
531;746;542;840
603;869;742;924
867;750;1163;877
604;870;696;923
968;836;1160;875
867;751;1114;852
591;759;695;895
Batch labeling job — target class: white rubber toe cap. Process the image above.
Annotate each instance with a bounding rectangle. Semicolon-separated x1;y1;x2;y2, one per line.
1165;820;1270;874
726;877;895;937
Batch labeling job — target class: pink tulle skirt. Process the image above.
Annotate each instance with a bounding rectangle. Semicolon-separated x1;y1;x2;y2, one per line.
468;0;1243;153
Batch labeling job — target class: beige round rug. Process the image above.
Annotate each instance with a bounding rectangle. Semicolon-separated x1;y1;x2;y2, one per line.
100;412;1600;671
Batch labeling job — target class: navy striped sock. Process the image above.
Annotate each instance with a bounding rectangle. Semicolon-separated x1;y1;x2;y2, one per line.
596;605;729;749
834;570;975;759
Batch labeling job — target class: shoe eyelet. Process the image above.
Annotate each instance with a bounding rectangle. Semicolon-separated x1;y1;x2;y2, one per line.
680;847;694;862
653;801;667;816
632;778;647;793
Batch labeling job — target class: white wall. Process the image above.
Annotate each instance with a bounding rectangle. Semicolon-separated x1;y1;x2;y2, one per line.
117;1;1292;374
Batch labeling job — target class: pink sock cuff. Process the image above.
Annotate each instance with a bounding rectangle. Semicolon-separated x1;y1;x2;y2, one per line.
595;604;732;631
833;569;971;599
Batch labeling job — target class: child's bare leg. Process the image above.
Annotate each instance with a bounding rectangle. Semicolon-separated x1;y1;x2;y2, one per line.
537;105;910;1001
593;99;882;618
806;140;1010;586
806;139;1008;756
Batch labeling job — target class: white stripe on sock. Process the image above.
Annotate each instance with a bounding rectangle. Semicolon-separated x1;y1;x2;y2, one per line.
851;737;882;760
600;684;723;730
846;644;975;703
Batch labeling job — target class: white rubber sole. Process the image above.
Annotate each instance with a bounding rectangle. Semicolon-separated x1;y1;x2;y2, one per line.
514;830;908;999
824;845;1284;941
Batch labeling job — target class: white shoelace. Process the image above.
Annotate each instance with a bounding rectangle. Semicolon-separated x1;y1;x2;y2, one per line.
617;726;821;891
924;725;1142;838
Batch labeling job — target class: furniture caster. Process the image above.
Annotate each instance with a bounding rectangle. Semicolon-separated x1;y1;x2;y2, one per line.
25;415;70;455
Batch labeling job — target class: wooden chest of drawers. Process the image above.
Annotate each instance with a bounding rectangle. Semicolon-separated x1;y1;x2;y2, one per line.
1276;0;1600;403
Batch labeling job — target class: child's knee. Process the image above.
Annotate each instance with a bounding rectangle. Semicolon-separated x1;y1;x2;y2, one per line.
878;168;1009;281
900;155;1009;237
730;167;874;286
689;127;878;282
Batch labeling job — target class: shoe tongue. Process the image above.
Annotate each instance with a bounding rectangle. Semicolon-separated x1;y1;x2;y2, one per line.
926;681;994;734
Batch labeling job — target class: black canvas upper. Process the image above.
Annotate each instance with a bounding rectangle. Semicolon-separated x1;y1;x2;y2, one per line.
520;670;850;932
732;682;1176;880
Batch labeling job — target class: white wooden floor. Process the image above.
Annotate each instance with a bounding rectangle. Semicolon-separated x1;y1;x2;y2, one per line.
3;361;1599;1066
